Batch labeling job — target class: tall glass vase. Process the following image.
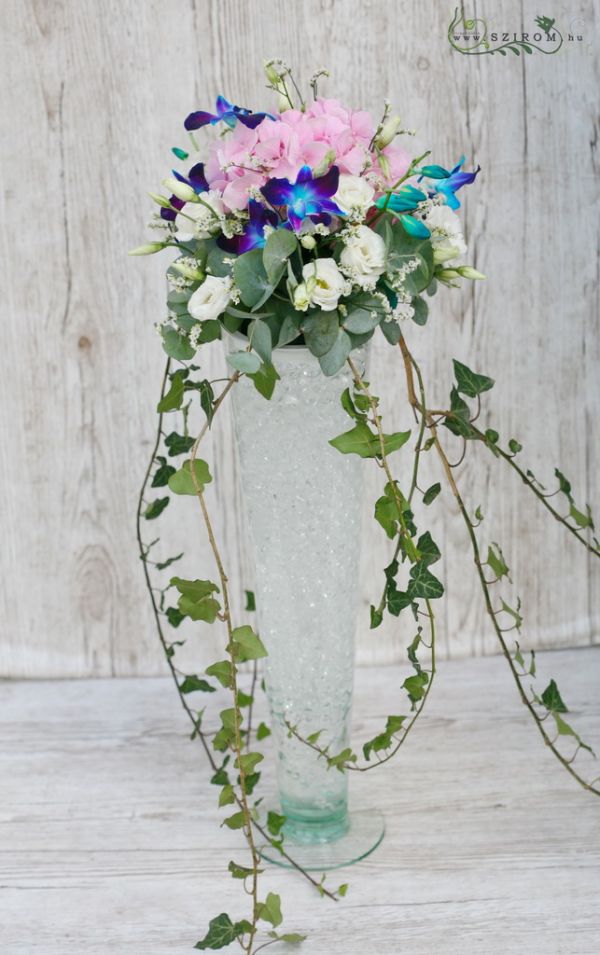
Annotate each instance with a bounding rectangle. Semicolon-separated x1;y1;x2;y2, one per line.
230;340;384;870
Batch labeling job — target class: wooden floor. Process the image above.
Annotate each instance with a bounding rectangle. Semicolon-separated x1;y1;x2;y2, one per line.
1;648;599;954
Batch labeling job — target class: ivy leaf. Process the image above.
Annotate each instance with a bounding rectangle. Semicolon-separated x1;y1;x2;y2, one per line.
257;892;283;928
179;675;215;694
228;860;259;880
210;758;230;786
554;467;572;499
205;660;235;689
244;590;256;612
164;432;195;457
370;605;384;629
374;483;404;539
165;606;184;628
551;713;595;754
230;625;268;662
144;497;169;520
256;722;271;740
236;751;264;775
408;562;444;599
329;421;411;458
194;913;244;950
154;552;182;572
508;438;522;455
219;785;235;807
363;715;406;760
168;458;212;495
223;810;246;830
157;370;187;412
569;503;593;529
161;326;195;361
415;531;441;566
501;598;523;631
486;542;510;581
327;747;357;772
422;482;441;505
151;457;176;488
171;577;221;623
403;670;429;705
443;388;476;439
452;359;495;398
227;350;262;374
248;360;280;400
541;679;568;713
267;810;286;836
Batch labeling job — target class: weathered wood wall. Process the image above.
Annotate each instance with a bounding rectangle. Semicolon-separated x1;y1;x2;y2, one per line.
1;0;598;677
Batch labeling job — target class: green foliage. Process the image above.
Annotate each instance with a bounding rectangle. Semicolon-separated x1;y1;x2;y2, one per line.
168;458;212;495
230;625;268;662
452;359;495;398
443;388;476;439
327;747;357;772
194;913;246;950
244;590;256;611
234;248;274;309
263;230;298;284
329;421;411;458
363;715;406;761
256;722;271;741
302;310;340;357
144;497;169;520
161;326;195;361
171;577;221;623
422;482;441;505
318;327;352;376
411;295;428;326
227;350;262;374
342;293;383;333
206;660;235;689
236;751;264;775
501;598;523;631
248;360;280;400
155;553;183;571
403;670;429;706
266;810;286;836
486;542;510;581
165;606;184;628
157;370;187;412
164;431;195;456
374;483;405;539
408;561;444;599
257;892;283;928
268;931;307;944
541;679;568;713
179;675;215;694
151;456;176;487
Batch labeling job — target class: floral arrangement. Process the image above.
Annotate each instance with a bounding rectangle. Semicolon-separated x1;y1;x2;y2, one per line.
134;61;599;953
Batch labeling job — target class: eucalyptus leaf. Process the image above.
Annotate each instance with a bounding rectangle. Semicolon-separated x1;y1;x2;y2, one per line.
161;327;195;360
263;230;298;285
302;310;340;357
227;350;262;374
318;327;352;377
234;249;274;308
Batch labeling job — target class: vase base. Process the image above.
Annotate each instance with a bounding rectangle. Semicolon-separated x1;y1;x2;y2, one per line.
259;808;385;871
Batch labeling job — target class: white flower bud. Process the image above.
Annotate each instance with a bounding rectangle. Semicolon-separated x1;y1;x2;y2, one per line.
300;235;317;250
128;242;166;255
312;149;337;178
163;176;198;203
457;266;486;280
375;115;402;149
293;282;311;311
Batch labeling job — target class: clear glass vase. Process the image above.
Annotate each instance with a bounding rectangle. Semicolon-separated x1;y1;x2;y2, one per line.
230;340;384;869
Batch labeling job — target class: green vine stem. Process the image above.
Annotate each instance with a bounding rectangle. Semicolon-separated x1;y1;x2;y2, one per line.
398;334;600;797
136;359;338;951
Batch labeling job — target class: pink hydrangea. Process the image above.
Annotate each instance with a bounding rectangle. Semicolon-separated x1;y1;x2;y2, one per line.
203;97;410;212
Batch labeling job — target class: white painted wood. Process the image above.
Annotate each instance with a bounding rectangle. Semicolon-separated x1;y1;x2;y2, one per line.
0;0;598;676
0;648;599;953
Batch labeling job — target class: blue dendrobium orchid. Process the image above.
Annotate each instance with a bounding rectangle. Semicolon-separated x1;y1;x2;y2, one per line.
421;156;480;210
160;162;209;221
217;200;279;254
185;95;274;132
261;164;345;232
375;183;426;214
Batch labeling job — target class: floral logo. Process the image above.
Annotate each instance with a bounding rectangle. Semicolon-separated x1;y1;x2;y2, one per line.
448;8;568;56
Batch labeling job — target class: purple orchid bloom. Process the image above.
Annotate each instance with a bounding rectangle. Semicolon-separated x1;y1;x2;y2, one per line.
217;200;279;254
160;162;209;221
261;165;345;232
422;156;480;210
185;95;274;132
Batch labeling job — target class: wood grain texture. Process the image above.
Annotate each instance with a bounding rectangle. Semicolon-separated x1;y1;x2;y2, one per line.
0;648;599;953
0;0;598;677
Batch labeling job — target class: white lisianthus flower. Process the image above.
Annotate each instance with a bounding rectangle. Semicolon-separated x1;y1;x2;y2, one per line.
334;175;375;217
175;191;225;241
340;225;386;287
301;258;348;311
188;274;231;322
422;204;467;264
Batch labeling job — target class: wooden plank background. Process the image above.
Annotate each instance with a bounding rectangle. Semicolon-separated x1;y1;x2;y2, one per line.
1;0;598;678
